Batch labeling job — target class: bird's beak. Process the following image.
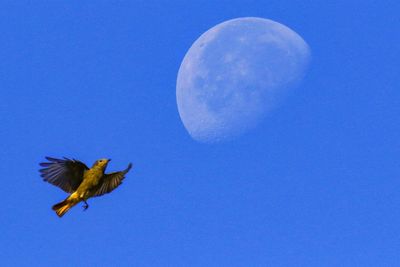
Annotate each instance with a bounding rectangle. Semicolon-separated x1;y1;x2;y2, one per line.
108;159;112;162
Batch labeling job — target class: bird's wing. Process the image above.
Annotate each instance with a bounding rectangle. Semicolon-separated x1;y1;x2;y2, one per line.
92;163;133;197
39;157;89;193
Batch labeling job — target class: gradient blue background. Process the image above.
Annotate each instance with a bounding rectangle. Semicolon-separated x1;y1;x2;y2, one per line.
1;1;399;266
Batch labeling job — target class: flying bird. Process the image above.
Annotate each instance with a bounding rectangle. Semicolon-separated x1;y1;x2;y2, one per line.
39;157;132;217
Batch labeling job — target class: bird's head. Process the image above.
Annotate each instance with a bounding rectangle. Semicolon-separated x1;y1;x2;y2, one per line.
93;158;111;169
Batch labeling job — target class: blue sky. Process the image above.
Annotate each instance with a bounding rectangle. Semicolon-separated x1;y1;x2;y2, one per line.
1;1;399;266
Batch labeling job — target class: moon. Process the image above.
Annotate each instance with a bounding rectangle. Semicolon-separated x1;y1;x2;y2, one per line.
176;17;310;143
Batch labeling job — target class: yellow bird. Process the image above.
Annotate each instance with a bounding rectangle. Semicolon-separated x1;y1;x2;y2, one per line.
40;157;132;217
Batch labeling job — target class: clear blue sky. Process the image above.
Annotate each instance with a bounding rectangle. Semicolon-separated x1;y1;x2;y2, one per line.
1;1;399;266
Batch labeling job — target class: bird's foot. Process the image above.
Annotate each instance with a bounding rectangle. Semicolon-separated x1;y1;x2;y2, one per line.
82;201;89;211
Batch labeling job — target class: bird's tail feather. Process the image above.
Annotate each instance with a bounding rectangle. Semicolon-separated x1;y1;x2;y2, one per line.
52;197;78;218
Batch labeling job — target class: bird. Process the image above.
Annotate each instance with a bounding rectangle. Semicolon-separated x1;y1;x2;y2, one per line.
39;157;132;217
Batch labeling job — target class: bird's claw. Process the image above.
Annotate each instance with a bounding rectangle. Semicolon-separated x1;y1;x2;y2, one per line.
82;202;89;211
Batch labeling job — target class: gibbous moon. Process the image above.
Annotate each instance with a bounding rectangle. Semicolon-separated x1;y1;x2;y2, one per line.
176;17;311;143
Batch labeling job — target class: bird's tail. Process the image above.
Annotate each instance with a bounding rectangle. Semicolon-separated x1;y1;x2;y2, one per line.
52;195;79;218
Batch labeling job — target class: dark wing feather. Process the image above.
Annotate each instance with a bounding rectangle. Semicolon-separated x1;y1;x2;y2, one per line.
92;163;133;197
39;157;89;193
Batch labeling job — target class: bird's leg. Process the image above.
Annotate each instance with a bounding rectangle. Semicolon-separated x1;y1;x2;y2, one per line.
82;200;89;211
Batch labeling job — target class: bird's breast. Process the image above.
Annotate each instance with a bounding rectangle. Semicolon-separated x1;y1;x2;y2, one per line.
76;169;103;194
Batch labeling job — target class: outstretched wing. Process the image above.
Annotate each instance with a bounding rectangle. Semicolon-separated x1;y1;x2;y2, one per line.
92;163;133;197
39;157;89;193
